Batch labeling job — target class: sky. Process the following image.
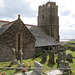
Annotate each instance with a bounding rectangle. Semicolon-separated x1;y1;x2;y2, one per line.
0;0;75;40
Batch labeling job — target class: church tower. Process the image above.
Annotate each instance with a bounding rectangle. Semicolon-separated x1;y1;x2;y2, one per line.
38;1;59;41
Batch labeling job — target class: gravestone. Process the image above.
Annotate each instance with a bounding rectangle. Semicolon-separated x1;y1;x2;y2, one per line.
19;50;23;64
24;61;43;75
34;61;43;75
42;49;47;62
11;48;17;64
48;50;54;64
56;51;66;65
66;53;73;63
57;50;71;73
72;47;74;51
63;51;66;62
73;47;75;51
59;60;70;72
18;50;24;67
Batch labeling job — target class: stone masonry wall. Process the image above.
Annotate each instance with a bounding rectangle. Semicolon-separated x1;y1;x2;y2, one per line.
0;19;35;62
38;2;59;41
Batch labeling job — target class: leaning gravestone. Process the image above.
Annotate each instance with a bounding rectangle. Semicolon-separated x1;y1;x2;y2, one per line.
11;48;17;64
33;61;43;75
42;49;47;62
48;50;55;64
24;61;43;75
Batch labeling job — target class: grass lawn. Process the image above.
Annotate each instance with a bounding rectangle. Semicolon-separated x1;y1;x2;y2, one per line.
0;51;58;75
0;50;75;75
66;50;75;75
67;41;75;43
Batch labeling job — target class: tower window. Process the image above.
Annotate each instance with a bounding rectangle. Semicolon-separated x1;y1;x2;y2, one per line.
42;15;44;19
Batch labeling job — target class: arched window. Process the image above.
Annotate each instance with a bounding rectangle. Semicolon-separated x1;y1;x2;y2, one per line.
18;34;20;50
16;33;22;51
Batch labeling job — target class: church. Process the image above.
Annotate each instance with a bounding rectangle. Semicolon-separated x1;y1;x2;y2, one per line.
0;1;59;62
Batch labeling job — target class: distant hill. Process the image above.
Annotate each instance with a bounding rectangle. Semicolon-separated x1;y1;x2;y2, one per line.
60;39;75;44
60;39;75;42
69;39;75;41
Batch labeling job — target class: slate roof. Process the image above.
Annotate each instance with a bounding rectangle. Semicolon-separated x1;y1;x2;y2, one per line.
0;20;9;28
26;26;59;47
0;22;14;35
0;20;59;47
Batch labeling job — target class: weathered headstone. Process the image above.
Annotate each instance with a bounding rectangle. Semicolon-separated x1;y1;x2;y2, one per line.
56;51;66;65
63;51;66;62
73;47;75;51
18;50;24;67
48;50;55;64
59;60;70;72
11;48;17;64
20;50;23;64
23;61;43;75
34;61;43;75
57;50;71;73
66;53;73;63
72;47;74;51
42;49;47;62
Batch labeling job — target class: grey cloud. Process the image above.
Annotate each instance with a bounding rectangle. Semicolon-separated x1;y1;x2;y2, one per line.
60;30;75;39
60;10;71;16
0;0;37;18
71;14;75;18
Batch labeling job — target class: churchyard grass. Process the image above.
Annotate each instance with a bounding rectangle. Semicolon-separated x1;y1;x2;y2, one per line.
67;41;75;43
0;51;57;75
66;50;75;75
0;50;75;75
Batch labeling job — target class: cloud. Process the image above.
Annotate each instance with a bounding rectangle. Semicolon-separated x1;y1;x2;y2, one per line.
1;16;37;25
60;10;71;16
25;0;47;11
0;0;75;40
21;16;37;25
0;0;36;18
0;0;4;9
60;30;75;39
71;14;75;18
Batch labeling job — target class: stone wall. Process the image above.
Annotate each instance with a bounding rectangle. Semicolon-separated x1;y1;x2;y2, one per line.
0;44;13;62
0;19;35;62
38;2;59;41
35;47;41;53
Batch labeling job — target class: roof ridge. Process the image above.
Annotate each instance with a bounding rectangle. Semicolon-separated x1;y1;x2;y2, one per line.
1;19;43;27
2;22;43;27
2;20;17;27
25;24;43;27
0;20;10;23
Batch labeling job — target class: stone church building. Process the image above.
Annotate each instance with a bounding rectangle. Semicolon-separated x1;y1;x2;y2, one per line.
0;1;59;62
